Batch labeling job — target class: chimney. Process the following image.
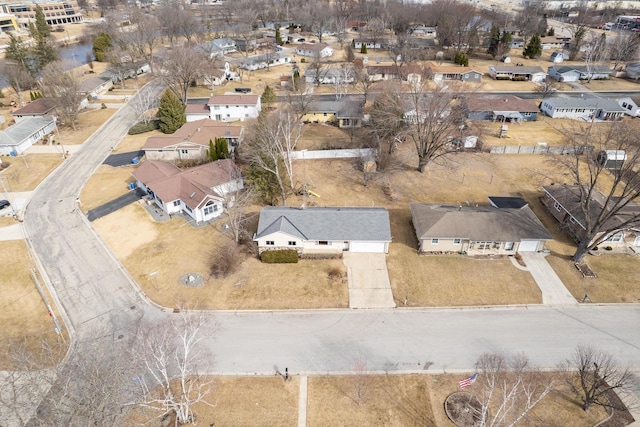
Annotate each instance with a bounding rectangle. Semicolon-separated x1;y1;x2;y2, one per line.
197;127;201;132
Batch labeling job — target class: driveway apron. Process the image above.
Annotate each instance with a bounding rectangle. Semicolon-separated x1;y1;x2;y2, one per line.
520;252;578;306
343;252;395;309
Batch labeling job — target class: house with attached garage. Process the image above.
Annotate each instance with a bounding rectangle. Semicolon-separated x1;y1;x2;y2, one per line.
617;96;640;117
304;67;355;85
424;62;483;83
366;64;424;82
132;159;243;223
185;94;261;123
77;76;113;99
0;116;57;156
254;206;392;254
295;42;334;58
142;119;244;161
10;97;57;123
353;38;386;49
238;52;292;71
410;197;552;255
547;65;612;82
301;99;364;128
465;95;539;122
489;65;546;82
541;184;640;249
540;96;624;121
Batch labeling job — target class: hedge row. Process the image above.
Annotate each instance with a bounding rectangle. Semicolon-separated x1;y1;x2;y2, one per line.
128;120;160;135
261;249;299;263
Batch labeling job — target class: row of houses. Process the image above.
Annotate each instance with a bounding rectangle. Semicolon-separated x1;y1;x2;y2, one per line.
253;186;640;256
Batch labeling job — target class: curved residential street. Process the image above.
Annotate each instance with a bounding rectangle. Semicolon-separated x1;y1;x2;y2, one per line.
12;83;640;424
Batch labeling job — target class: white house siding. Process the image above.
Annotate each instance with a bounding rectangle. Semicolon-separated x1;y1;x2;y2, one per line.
208;103;261;122
144;147;207;161
255;231;305;253
540;100;596;119
419;238;465;253
518;240;542;251
349;241;388;253
186;113;210;123
618;97;640;117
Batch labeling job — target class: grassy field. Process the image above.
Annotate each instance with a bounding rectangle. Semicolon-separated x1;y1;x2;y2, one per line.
80;165;136;211
0;240;66;368
57;108;118;145
0;154;64;192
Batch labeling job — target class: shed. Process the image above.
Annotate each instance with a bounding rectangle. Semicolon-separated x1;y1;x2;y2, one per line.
596;150;626;170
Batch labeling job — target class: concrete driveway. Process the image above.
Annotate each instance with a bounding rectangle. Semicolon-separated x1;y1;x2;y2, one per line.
520;252;578;306
343;252;395;309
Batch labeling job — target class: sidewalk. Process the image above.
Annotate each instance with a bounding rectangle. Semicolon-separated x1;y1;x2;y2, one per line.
520;252;578;306
0;223;25;241
26;145;82;155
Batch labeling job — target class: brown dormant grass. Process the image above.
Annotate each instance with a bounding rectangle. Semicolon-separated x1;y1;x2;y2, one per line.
0;240;65;368
57;108;117;146
79;165;136;211
0;154;64;191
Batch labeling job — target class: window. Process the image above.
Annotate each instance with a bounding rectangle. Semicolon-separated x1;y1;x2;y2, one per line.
173;200;180;207
180;149;188;154
317;241;329;245
213;105;220;110
288;241;296;246
554;201;562;211
431;238;439;244
477;242;491;250
453;238;461;245
204;204;217;215
524;112;532;117
185;205;192;213
569;216;577;224
266;240;275;245
606;233;623;243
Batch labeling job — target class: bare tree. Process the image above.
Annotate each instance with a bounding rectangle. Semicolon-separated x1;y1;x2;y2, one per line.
366;84;406;156
308;54;329;87
402;82;463;172
353;60;374;104
431;1;483;54
609;32;640;70
247;107;303;205
118;8;160;72
39;61;85;130
565;5;595;61
583;33;608;83
349;359;370;406
535;79;559;100
3;62;36;107
563;345;635;412
474;352;555;426
332;64;354;100
333;0;353;47
130;87;158;124
131;312;215;425
553;121;640;262
159;45;208;104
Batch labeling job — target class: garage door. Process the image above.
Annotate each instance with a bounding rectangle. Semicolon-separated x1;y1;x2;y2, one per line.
518;240;540;252
349;241;387;253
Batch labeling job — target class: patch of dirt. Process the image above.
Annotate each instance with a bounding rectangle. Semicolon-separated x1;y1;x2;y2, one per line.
445;392;482;427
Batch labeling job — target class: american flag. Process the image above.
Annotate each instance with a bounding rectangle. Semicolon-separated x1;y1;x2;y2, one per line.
459;373;478;389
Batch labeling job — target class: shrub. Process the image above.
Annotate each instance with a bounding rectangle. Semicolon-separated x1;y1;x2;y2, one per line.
327;266;343;280
261;249;299;263
210;241;243;278
605;246;613;251
128;119;160;135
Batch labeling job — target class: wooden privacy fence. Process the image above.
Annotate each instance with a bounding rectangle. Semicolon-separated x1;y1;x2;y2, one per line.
489;145;594;155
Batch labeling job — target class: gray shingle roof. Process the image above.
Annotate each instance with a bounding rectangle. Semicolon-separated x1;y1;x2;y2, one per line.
550;65;612;74
255;207;391;241
491;65;545;74
545;96;624;111
410;203;552;242
0;117;56;146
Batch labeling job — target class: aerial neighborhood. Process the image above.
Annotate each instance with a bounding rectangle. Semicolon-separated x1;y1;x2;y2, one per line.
1;0;640;424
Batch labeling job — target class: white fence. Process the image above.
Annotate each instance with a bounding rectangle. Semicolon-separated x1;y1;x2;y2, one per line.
489;145;593;155
290;148;376;159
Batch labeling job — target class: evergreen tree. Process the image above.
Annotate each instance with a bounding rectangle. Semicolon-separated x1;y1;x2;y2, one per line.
501;31;512;55
32;35;57;73
360;44;367;54
487;25;501;57
352;39;356;48
292;68;301;91
92;33;112;62
34;6;51;38
275;27;283;45
345;44;355;62
215;137;229;159
157;90;186;134
4;33;29;67
207;139;218;161
523;34;542;58
261;85;276;108
548;27;555;36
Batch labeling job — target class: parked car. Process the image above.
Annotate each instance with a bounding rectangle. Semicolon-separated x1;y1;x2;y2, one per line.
0;200;10;210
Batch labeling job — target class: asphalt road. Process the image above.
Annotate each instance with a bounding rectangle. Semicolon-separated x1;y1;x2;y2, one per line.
13;79;640;423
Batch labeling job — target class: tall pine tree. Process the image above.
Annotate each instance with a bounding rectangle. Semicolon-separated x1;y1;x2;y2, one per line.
523;34;542;58
34;5;51;38
215;137;229;159
157;90;186;134
487;25;501;57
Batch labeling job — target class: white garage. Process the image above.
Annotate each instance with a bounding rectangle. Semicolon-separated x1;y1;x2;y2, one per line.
349;241;388;253
518;240;542;252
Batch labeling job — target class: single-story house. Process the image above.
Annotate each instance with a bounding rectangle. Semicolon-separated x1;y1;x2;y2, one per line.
425;62;483;83
295;43;334;58
548;65;612;82
353;38;385;49
409;25;437;37
489;65;546;82
465;95;539;122
100;61;150;83
185;94;261;123
624;62;640;80
407;37;438;50
254;206;392;254
540;96;624;121
540;35;570;50
142;119;244;161
410;198;552;255
0;116;57;155
234;38;258;53
10;98;57;123
510;37;525;49
132;159;243;223
238;52;292;71
541;184;640;248
304;67;355;85
617;96;640;117
302;99;364;128
78;76;113;99
366;65;424;82
211;38;237;54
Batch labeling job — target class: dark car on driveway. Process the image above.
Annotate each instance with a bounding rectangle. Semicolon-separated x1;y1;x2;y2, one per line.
0;200;10;210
